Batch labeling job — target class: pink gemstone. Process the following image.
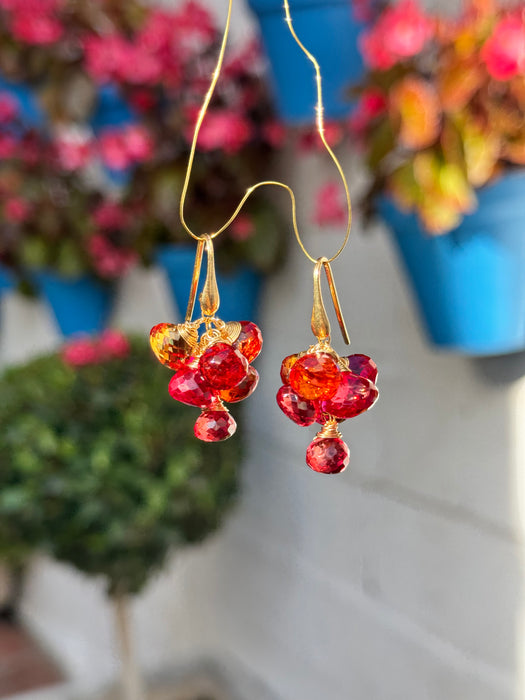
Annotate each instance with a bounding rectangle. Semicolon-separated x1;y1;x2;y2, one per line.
322;371;378;420
346;354;378;383
169;363;216;407
306;437;350;474
194;410;237;442
199;342;249;390
276;385;317;427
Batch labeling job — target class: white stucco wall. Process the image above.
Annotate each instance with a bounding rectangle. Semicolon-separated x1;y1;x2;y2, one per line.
6;1;525;699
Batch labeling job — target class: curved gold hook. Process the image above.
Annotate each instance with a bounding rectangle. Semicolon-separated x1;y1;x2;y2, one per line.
312;258;351;345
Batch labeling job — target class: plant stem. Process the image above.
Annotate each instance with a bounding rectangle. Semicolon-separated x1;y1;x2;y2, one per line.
113;593;146;700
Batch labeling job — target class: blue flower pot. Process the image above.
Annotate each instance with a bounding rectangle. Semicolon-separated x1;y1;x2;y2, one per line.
246;0;365;124
0;266;15;293
156;246;263;323
379;171;525;356
35;272;114;338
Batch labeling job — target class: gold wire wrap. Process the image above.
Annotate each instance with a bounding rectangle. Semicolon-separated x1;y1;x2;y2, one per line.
178;0;352;265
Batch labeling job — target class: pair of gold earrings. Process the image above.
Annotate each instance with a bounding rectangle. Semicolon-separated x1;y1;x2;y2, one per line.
149;0;378;474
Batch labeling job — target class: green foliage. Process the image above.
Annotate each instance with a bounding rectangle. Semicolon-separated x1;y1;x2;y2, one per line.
0;339;241;595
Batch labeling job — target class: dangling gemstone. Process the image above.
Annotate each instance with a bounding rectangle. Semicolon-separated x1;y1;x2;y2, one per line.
169;363;216;407
150;323;196;369
276;385;317;426
306;437;350;474
280;353;300;384
220;366;259;403
322;371;378;419
194;409;237;442
289;352;341;401
199;342;249;390
345;354;378;383
234;321;263;363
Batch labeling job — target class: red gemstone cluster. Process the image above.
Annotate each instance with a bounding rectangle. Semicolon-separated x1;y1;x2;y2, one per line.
150;319;262;442
276;348;378;474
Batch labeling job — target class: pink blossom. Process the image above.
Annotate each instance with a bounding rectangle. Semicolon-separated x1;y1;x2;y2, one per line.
0;93;18;123
123;124;154;161
88;234;137;279
349;88;387;135
230;215;255;241
84;35;129;84
481;14;525;81
54;129;93;171
4;197;31;223
193;110;252;154
61;338;101;367
99;125;154;170
93;201;129;231
313;182;348;227
360;0;434;69
262;121;287;148
11;12;64;45
99;329;131;359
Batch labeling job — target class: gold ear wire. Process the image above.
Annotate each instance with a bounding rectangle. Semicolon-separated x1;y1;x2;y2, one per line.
312;259;351;346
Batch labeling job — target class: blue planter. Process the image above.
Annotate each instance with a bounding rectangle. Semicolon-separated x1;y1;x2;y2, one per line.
35;272;114;338
246;0;365;124
156;246;263;323
0;266;15;293
379;171;525;356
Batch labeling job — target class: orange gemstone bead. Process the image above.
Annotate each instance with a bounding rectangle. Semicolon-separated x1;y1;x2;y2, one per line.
234;321;263;363
150;323;194;370
220;366;259;403
289;352;341;401
280;352;300;384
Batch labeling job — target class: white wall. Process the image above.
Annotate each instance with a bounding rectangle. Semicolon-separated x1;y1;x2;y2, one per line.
9;1;525;699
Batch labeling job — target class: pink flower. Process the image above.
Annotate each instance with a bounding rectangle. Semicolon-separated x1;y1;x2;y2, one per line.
84;35;129;84
313;182;348;227
230;215;255;241
0;92;18;123
481;14;525;81
88;234;137;279
349;88;387;135
93;202;129;231
4;197;31;223
61;338;101;367
193;110;252;154
262;121;287;148
99;329;130;359
54;129;93;171
360;0;434;69
99;125;154;170
11;12;63;45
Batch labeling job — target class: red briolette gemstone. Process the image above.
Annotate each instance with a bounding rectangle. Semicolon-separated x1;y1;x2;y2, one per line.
194;410;237;442
289;352;341;401
280;352;300;384
169;362;216;407
346;353;378;383
220;366;259;403
306;437;350;474
234;321;263;363
276;385;317;427
322;371;378;420
199;342;249;390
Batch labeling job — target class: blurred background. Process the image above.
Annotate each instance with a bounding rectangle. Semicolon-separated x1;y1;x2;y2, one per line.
0;0;525;698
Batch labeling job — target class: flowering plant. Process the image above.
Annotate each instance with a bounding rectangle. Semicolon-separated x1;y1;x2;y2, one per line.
351;0;525;234
0;0;285;284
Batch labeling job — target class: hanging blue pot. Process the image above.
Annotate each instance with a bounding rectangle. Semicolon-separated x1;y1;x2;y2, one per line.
379;171;525;356
34;272;114;338
156;245;263;323
246;0;366;124
0;266;15;293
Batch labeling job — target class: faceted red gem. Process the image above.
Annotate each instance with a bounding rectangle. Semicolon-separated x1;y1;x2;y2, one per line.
306;437;350;474
199;342;249;390
289;352;341;401
220;366;259;403
280;353;300;384
169;363;216;407
194;409;237;442
276;385;317;427
322;371;378;420
345;354;378;383
234;321;263;363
